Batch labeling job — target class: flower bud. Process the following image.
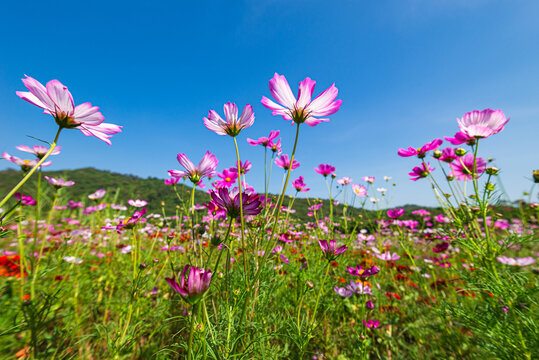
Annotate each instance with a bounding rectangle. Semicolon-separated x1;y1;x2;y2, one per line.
533;170;539;184
455;148;467;156
161;201;165;207
366;300;374;310
446;175;455;181
139;262;147;270
433;149;442;159
486;167;499;175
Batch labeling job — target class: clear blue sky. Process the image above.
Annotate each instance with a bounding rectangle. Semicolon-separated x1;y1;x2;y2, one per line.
1;0;538;207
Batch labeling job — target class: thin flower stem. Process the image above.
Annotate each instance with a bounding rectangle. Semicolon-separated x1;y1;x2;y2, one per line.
0;127;62;209
310;261;331;329
187;302;198;360
233;136;249;286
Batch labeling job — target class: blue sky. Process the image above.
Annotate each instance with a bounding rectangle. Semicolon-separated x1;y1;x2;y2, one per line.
1;0;538;207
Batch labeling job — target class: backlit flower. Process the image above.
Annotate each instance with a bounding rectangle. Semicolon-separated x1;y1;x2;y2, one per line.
210;187;262;218
169;151;218;184
203;102;254;137
275;154;300;171
409;163;434;181
16;75;121;144
261;73;342;126
314;164;336;177
247;130;280;147
292;176;310;192
398;139;443;158
44;176;75;189
16;145;61;159
2;152;52;171
88;189;106;200
444;131;476;146
337;177;352;185
352;184;367;197
457;109;509;139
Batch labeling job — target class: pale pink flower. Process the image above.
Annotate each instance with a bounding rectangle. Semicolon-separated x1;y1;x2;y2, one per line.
128;199;148;207
496;256;535;266
457;109;509;139
16;75;122;144
362;176;375;184
203;102;254;136
2;152;52;171
337;177;352;185
16;145;61;158
376;252;401;261
44;176;75;188
352;184;367;197
168;151;218;183
88;189;106;200
261;73;342;126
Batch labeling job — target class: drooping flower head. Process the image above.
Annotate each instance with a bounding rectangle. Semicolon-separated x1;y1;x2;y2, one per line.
16;145;61;159
165;265;212;304
2;152;52;172
444;131;476;146
409;163;434;181
261;73;342;126
247;130;280;147
398;139;443;158
314;164;336;177
169;151;218;184
449;153;486;181
16;75;122;144
318;239;348;261
456;109;509;139
44;176;75;189
352;184;368;197
275;154;300;171
203;102;254;137
292;176;310;192
337;177;352;186
210;187;262;218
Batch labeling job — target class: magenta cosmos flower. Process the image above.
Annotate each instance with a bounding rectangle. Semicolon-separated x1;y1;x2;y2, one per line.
215;168;238;188
439;147;457;163
165;265;212;304
398;139;443;158
203;102;254;136
409;163;434;181
2;153;52;171
261;73;342;126
457;109;509;139
247;130;280;147
387;208;405;219
346;264;380;277
16;145;61;158
292;176;310;192
275;154;300;171
444;131;476;146
314;164;336;177
169;151;218;184
318;239;348;261
210;187;262;218
14;192;37;206
44;176;75;189
230;160;252;175
334;280;372;297
449;153;486;181
16;75;121;145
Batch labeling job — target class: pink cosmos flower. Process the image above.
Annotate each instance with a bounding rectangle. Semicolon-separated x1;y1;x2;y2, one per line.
352;184;368;197
16;145;61;158
230;160;252;175
14;192;36;206
165;265;212;304
292;176;310;192
88;189;106;200
496;256;535;266
314;164;336;177
456;109;509;139
375;252;401;261
164;177;180;185
439;147;457;163
444;131;476;146
247;130;280;147
409;163;434;181
449;154;486;181
387;208;405;219
318;239;348;261
44;176;75;188
215;168;238;188
2;152;52;171
275;154;300;171
268;138;282;155
347;264;380;277
128;199;148;207
363;320;380;329
210;187;262;218
398;139;443;158
362;176;375;184
169;151;218;183
261;73;342;126
337;177;352;186
16;75;121;145
67;200;83;209
203;102;254;136
334;281;372;297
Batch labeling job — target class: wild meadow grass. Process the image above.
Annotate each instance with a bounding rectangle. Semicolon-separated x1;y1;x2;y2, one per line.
0;74;537;359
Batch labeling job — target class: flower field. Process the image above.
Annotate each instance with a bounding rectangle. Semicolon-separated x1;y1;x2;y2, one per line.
0;74;537;360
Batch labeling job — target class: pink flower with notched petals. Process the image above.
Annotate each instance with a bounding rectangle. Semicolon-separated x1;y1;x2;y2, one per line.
2;152;52;171
292;176;310;192
44;176;75;188
352;184;368;197
230;160;252;175
204;102;254;137
409;163;434;181
457;109;509;139
247;130;280;147
449;153;486;181
169;151;218;184
337;177;352;186
439;147;457;163
261;73;342;127
16;145;61;158
275;154;300;171
268;138;282;155
398;139;443;158
318;239;348;260
16;75;121;144
215;168;238;188
314;164;336;177
444;131;476;146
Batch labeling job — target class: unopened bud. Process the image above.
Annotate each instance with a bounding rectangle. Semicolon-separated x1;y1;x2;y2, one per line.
533;170;539;184
161;201;165;207
233;289;241;296
433;150;442;159
485;183;495;191
455;148;467;157
471;206;480;213
486;167;499;175
139;262;147;270
446;175;455;181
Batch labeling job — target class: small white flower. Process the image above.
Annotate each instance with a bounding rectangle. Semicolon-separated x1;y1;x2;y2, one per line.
370;197;379;203
63;256;83;264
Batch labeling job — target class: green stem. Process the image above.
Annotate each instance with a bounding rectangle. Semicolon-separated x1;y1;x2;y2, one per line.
187;303;198;360
0;127;62;209
233;136;249;286
310;261;331;328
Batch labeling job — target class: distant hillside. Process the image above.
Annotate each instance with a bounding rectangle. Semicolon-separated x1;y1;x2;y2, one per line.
0;167;441;221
